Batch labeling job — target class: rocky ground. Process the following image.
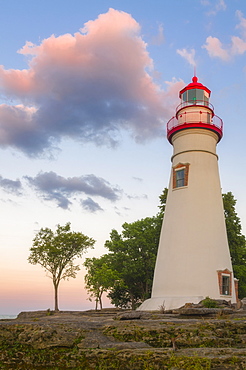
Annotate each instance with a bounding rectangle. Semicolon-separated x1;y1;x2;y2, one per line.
1;306;246;369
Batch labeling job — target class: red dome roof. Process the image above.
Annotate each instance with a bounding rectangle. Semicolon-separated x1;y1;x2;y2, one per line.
179;76;211;98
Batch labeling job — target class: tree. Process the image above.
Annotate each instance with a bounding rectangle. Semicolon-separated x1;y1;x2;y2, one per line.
222;192;246;298
84;255;118;310
83;216;161;310
158;187;168;217
104;215;162;309
28;223;95;311
83;189;168;310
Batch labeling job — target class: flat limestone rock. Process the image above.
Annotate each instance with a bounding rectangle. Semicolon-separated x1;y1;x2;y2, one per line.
115;311;142;320
176;307;234;316
2;310;246;369
78;331;151;349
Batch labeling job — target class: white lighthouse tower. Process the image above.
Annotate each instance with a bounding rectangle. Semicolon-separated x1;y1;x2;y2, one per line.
139;76;237;311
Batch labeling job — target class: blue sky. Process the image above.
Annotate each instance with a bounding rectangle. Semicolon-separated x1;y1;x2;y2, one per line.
1;0;246;315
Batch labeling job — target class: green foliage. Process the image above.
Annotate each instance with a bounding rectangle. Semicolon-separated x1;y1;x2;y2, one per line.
84;214;163;310
158;187;168;217
84;255;118;310
222;192;246;298
223;192;246;265
28;222;95;310
105;215;163;309
84;189;168;310
201;297;218;308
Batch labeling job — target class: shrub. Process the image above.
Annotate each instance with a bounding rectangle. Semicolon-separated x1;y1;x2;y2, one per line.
202;297;218;308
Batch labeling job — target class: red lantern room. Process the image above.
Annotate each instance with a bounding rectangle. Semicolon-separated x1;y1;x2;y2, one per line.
167;76;223;143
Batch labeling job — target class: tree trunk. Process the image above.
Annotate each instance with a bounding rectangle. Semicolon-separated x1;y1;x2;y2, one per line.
130;293;136;310
54;282;59;311
99;291;103;310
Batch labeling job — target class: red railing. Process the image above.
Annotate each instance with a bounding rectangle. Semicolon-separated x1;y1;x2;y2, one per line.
167;111;223;133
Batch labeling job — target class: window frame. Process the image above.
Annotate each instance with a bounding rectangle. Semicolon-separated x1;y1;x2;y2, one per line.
175;168;185;188
172;163;190;189
222;275;230;296
217;269;232;297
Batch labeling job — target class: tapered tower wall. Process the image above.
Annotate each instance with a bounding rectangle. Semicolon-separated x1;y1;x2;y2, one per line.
152;129;236;302
138;76;236;311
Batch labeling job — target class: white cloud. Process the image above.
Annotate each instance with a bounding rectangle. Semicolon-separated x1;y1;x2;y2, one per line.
203;10;246;61
176;48;196;67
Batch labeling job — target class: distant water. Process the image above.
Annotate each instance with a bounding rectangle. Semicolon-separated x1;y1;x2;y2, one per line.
0;315;17;320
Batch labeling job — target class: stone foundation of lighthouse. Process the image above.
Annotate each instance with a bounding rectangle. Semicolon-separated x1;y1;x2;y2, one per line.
138;77;236;311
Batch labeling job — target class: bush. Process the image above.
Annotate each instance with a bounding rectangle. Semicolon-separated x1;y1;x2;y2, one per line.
201;297;218;308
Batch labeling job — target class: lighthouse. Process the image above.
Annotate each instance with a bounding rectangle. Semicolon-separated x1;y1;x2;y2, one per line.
139;76;237;311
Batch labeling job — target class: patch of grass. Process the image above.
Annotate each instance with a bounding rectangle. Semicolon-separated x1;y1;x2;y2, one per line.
169;354;211;369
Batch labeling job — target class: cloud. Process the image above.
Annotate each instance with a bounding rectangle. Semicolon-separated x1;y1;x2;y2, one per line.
236;10;246;39
132;176;143;182
126;193;148;200
201;0;226;16
177;48;196;67
0;175;22;195
202;36;230;61
0;8;182;157
203;10;246;61
25;171;122;209
81;197;103;212
151;24;165;45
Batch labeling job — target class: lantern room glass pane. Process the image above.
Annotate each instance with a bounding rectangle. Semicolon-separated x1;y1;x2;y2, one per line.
182;91;187;102
181;88;210;106
188;89;196;102
196;89;204;102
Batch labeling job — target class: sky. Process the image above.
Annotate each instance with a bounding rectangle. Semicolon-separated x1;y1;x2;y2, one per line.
1;0;246;315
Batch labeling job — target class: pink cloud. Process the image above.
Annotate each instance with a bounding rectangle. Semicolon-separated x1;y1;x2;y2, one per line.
0;8;181;156
231;36;246;55
203;36;230;61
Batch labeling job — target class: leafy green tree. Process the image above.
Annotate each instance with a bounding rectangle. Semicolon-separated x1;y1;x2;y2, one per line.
28;223;95;311
84;255;118;310
158;187;168;217
107;280;134;309
104;215;162;309
222;192;246;298
83;189;168;310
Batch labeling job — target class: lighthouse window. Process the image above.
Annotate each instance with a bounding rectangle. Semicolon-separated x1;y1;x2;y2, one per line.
218;269;232;296
176;169;185;187
222;276;230;295
173;163;190;189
